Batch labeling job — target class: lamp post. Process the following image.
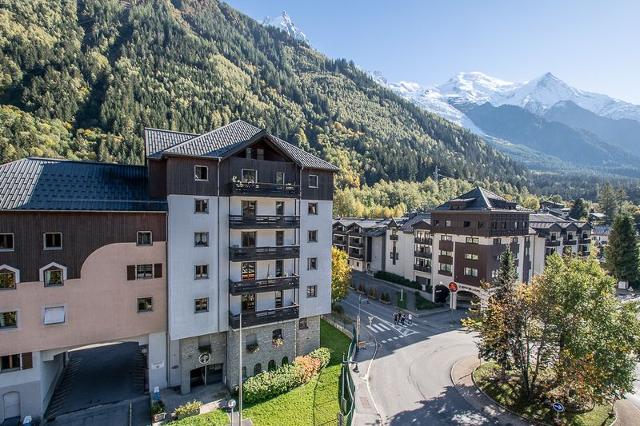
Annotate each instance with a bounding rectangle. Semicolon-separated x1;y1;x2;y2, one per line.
238;311;243;425
228;399;236;425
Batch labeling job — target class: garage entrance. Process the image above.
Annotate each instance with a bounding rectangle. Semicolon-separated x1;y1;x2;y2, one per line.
45;342;147;422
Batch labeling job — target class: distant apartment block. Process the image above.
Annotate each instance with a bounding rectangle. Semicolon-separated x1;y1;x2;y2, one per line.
0;120;337;422
333;187;592;304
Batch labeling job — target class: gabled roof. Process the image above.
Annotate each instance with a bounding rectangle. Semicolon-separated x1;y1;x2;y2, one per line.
145;120;339;171
0;158;166;211
436;187;519;211
529;213;589;232
400;213;431;232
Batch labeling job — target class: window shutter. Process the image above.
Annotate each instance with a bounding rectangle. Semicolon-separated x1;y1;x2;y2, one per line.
21;352;33;370
127;265;136;281
154;263;162;278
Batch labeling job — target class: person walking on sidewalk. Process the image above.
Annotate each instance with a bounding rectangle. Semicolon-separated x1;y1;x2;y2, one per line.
408;313;413;325
393;312;399;324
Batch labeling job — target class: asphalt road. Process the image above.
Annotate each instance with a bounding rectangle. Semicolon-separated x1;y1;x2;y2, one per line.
340;291;496;425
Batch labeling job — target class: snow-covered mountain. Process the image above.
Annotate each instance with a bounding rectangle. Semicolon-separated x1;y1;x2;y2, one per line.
262;11;308;43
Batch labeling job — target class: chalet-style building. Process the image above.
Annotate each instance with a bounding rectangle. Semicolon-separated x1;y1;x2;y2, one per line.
0;120;337;422
333;187;592;304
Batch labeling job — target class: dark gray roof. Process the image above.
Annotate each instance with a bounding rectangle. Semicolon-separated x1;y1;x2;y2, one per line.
436;186;519;211
529;213;588;231
400;213;431;232
147;120;339;171
145;128;199;158
0;158;166;211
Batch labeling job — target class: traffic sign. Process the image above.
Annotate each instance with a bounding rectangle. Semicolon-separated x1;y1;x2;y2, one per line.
552;402;565;413
448;282;458;293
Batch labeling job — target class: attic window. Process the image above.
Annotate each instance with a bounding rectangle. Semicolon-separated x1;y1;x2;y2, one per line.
194;165;208;181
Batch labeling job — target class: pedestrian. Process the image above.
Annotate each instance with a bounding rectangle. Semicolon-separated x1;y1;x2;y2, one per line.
393;312;398;324
408;313;413;325
400;314;406;326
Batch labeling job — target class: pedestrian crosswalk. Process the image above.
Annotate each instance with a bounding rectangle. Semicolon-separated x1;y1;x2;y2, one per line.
364;318;419;345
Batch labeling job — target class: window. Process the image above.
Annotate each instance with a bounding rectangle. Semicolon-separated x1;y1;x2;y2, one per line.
441;234;452;241
0;234;14;251
0;354;21;372
194;298;209;313
511;237;518;243
276;171;285;185
195;199;209;213
137;297;153;313
308;174;318;188
245;147;252;159
275;201;285;216
275;290;283;308
440;263;452;273
254;363;262;375
195;264;209;279
0;311;17;329
307;257;318;270
282;356;289;365
464;267;479;277
272;329;283;344
307;285;318;298
491;270;499;279
44;269;64;287
242;231;256;248
0;270;16;290
275;231;284;246
194;165;208;181
241;169;257;183
439;250;453;257
257;148;265;161
299;318;308;330
242;200;257;217
275;260;284;277
44;232;62;250
268;360;277;371
136;264;153;279
445;220;452;227
308;230;318;242
463;221;471;228
466;237;479;244
308;202;318;215
194;232;209;247
464;253;479;260
241;262;256;281
493;238;502;245
137;231;153;246
43;306;65;324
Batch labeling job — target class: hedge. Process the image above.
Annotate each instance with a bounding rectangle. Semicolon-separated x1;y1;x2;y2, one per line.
242;347;331;403
374;271;420;289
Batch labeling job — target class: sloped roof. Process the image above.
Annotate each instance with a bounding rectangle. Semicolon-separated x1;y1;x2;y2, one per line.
0;158;166;211
436;187;518;211
146;120;339;171
529;213;588;231
400;213;431;232
145;128;199;158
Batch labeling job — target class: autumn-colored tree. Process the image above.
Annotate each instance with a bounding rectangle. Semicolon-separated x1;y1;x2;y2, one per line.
331;246;351;303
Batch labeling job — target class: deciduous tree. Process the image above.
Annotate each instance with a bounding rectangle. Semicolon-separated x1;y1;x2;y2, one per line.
331;246;351;303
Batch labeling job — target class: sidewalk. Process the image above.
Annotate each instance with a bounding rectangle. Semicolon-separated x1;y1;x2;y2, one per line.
614;399;640;425
450;356;533;426
352;335;384;425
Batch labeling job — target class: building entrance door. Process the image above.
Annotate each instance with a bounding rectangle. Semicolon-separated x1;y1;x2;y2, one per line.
3;391;20;419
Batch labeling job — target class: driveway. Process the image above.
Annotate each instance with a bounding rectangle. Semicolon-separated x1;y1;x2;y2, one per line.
340;291;495;425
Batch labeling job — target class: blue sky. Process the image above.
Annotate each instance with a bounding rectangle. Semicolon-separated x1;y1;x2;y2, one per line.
226;0;640;103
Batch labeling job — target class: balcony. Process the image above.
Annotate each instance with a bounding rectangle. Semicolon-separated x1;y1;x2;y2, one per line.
229;275;299;295
414;264;431;273
390;234;399;241
545;239;561;247
579;237;591;244
229;215;300;229
229;305;300;329
229;182;300;197
414;237;432;245
349;240;364;248
414;251;432;259
563;239;578;246
349;251;364;259
229;245;299;261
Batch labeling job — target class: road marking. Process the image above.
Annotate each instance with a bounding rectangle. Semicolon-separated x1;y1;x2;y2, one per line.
372;324;386;332
377;323;390;331
366;325;379;333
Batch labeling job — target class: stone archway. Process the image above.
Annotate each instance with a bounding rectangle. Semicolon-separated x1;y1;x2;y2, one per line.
450;283;494;310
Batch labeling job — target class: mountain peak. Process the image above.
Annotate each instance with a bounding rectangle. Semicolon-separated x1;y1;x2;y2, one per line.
262;11;308;43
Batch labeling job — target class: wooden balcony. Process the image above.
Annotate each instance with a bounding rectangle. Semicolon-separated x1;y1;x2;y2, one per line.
229;215;299;229
563;239;578;246
414;237;433;245
414;264;431;273
229;182;299;197
229;305;299;329
545;239;561;247
414;251;432;259
229;275;299;295
229;245;299;262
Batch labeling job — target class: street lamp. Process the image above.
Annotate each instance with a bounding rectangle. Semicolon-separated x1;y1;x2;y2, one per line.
228;398;236;425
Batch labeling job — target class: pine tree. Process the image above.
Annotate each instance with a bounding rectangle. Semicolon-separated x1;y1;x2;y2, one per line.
494;249;518;299
605;213;640;286
598;183;623;225
569;197;588;220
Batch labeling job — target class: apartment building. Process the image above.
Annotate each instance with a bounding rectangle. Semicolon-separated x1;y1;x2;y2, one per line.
144;120;337;392
0;159;168;422
333;187;592;303
0;120;336;422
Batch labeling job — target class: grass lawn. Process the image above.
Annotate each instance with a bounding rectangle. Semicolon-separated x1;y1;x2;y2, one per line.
169;409;229;425
473;362;615;426
414;291;440;310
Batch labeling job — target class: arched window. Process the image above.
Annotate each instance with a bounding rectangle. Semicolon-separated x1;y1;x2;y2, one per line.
268;360;276;371
281;356;289;366
254;363;262;376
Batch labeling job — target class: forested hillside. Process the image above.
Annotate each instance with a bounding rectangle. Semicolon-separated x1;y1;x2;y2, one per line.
0;0;527;190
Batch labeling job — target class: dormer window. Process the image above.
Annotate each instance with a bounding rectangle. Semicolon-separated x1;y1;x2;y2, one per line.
257;148;265;160
194;165;208;181
0;267;17;290
44;269;64;287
